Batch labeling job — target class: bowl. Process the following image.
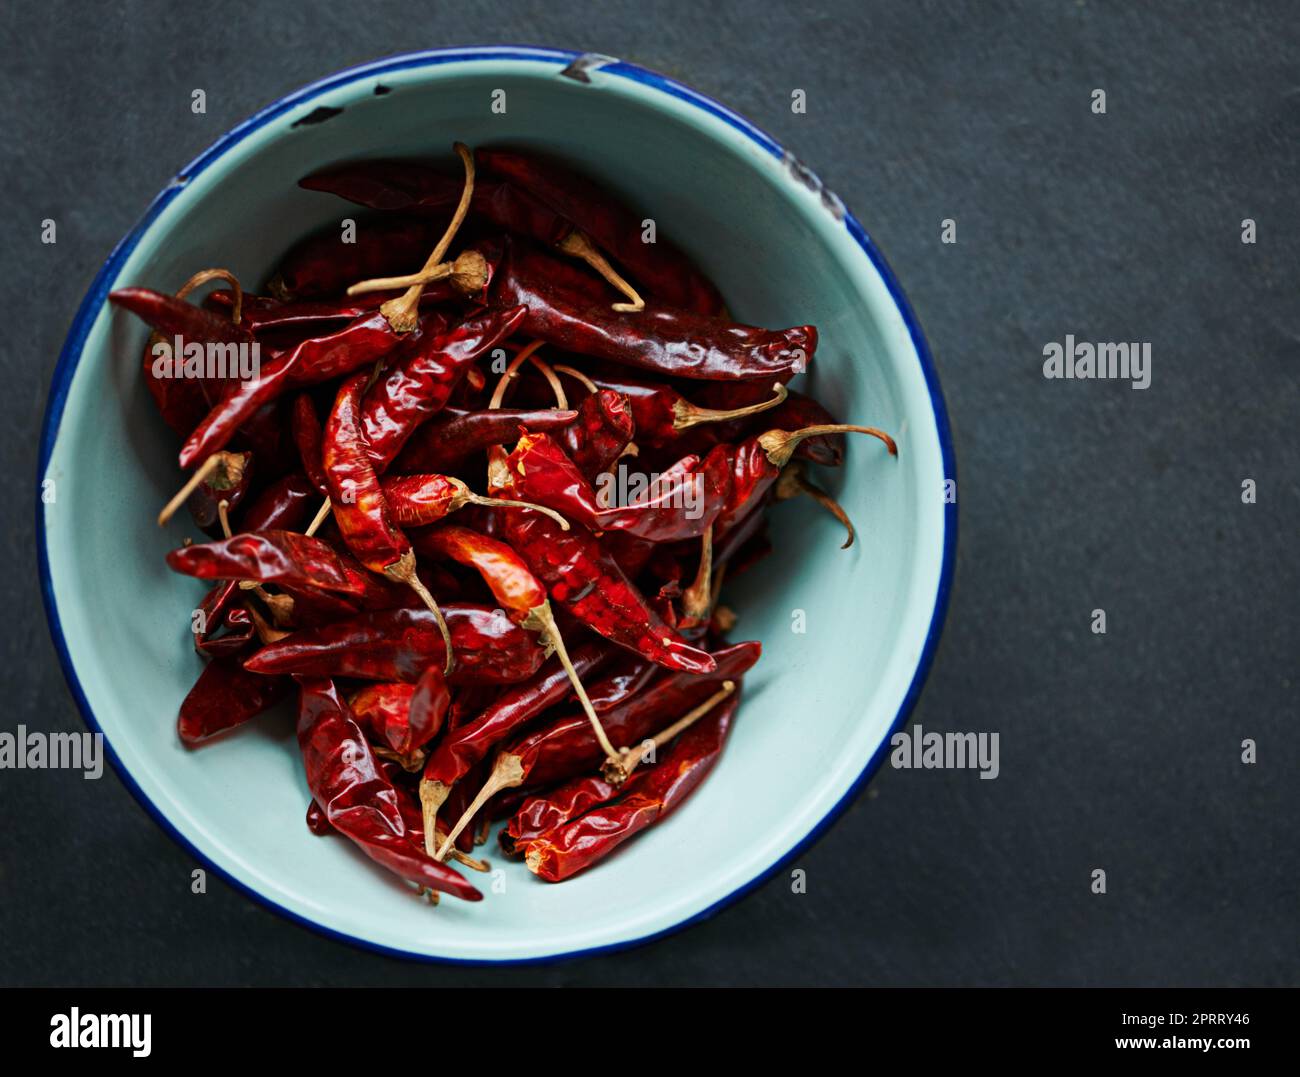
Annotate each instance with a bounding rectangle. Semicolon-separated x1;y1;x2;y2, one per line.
38;46;956;962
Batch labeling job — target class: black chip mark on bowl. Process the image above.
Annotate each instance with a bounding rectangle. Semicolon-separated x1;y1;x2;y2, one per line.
560;53;617;84
292;106;345;128
374;84;391;96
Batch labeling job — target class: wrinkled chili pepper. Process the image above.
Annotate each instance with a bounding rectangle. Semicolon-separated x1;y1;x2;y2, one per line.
167;530;375;597
360;305;527;470
521;689;740;881
443;642;757;859
391;405;578;475
380;472;568;531
349;664;448;769
192;581;254;657
494;495;716;676
178;311;406;469
210;288;453;335
268;216;445;300
295;677;480;900
487;238;815;382
688;384;845;467
323;369;457;668
111;285;254;433
416;641;613;839
291;393;330;496
244;604;543;684
559;388;635;479
411;523;623;848
178;655;291;745
477;149;724;315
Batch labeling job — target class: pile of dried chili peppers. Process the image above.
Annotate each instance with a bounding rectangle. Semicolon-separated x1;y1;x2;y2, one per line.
111;143;896;903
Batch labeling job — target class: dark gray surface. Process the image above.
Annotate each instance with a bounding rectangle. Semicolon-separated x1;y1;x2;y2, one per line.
3;0;1296;986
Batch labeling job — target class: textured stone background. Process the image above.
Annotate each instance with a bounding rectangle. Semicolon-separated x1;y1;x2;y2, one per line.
2;1;1296;985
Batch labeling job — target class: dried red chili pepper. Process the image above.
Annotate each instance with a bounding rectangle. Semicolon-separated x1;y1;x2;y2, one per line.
411;524;621;849
560;365;787;451
268;216;444;301
437;642;756;860
499;431;731;544
391;405;578;475
493;490;716;676
210;287;454;335
178;311;405;469
295;677;480;901
477;149;724;315
521;689;740;881
380;472;568;530
558;387;635;479
291;393;330;496
167;530;375;597
488;238;815;382
240;472;317;532
244;604;543;684
178;655;291;746
349;664;448;770
416;641;612;841
360;305;527;470
191;580;255;657
503;680;736;847
323;370;457;668
689;384;846;467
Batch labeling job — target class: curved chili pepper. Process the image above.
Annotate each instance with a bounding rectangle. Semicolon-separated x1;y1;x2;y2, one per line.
178;312;405;469
295;677;480;901
240;472;317;532
487;238;815;382
380;472;569;531
291;394;330;496
244;604;543;684
192;581;254;657
391;405;578;475
269;216;445;300
689;384;845;467
477;149;724;315
521;690;740;881
444;642;757;858
360;305;527;470
411;523;624;851
323;369;457;668
210;288;453;335
502;431;730;544
349;665;448;767
496;495;715;675
416;641;612;835
559;388;635;480
178;655;291;746
167;530;377;596
507;640;757;789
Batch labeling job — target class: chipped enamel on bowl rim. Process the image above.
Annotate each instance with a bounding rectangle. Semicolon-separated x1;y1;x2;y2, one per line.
37;47;956;963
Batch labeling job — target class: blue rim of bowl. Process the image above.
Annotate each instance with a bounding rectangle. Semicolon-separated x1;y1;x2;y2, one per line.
36;45;957;966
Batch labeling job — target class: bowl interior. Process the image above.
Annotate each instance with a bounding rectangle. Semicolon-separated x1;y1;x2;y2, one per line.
41;51;950;961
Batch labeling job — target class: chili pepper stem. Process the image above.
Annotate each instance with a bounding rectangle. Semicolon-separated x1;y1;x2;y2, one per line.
604;680;736;783
556;229;646;312
681;524;714;623
447;477;571;531
777;464;856;549
527;353;568;409
175;267;244;325
436;752;525;861
675;382;789;431
304;498;332;537
488;340;545;410
386;551;456;675
157;453;222;526
759;423;898;468
552;364;598;394
419;779;451;856
346;250;488;298
214;498;295;618
379;142;475;332
523;600;622;768
444;840;489;873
